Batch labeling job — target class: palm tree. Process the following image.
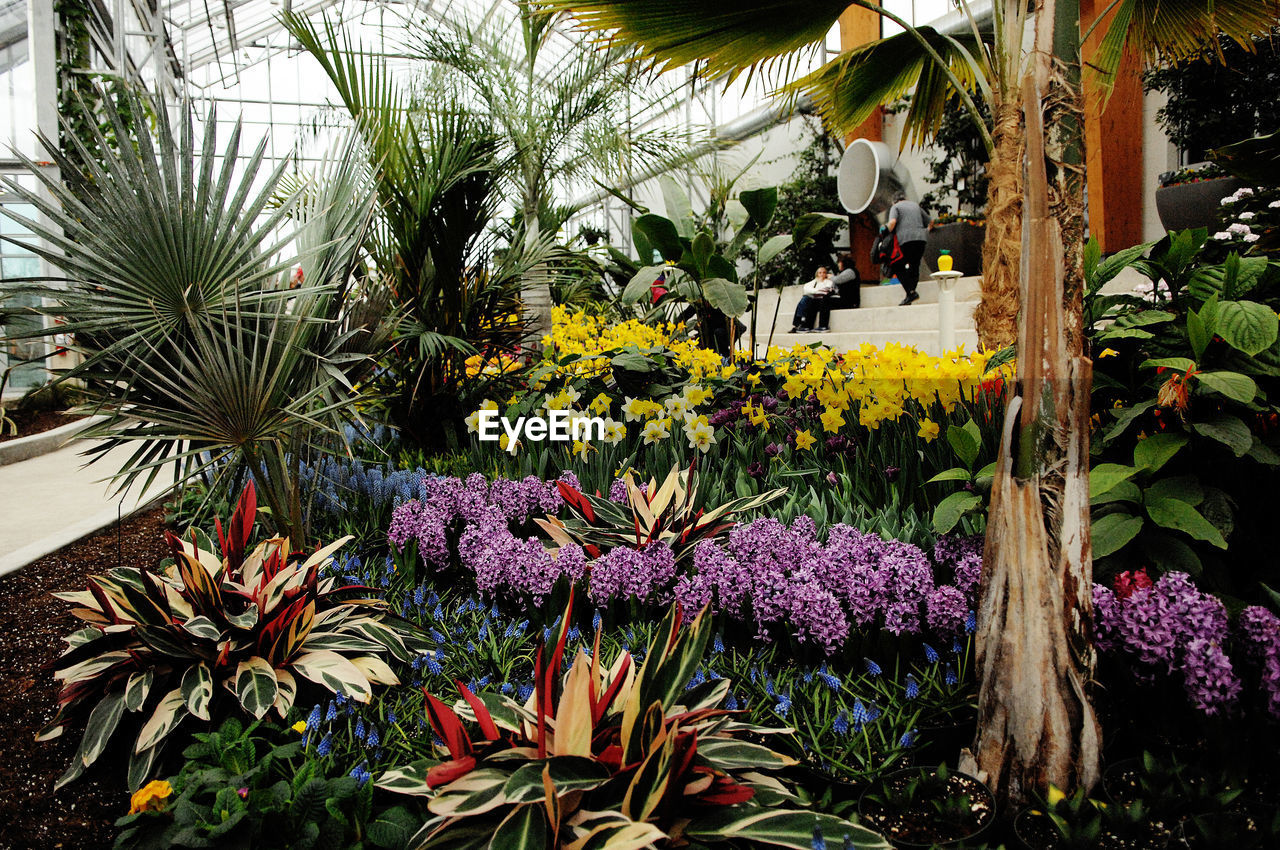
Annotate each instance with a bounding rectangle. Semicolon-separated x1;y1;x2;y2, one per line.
407;2;693;337
541;0;1280;350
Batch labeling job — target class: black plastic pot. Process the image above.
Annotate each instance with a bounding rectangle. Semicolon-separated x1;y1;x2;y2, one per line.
1013;805;1172;850
857;765;995;849
1154;173;1242;233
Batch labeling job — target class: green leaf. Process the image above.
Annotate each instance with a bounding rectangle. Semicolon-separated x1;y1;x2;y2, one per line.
621;265;668;304
1145;496;1227;549
1188;256;1269;301
611;351;658;373
1145;475;1203;507
1089;463;1138;500
489;804;550;850
658;175;694;238
685;808;891;850
1197;370;1258;404
1141;534;1203;577
366;806;418;849
124;670;154;713
78;692;126;769
634;214;684;262
702;278;749;317
235;657;279;719
757;234;793;267
1248;437;1280;466
1193;414;1253;457
1217;301;1278;356
181;661;214;721
927;468;973;483
135;686;187;752
1092;479;1141;506
1091;512;1144;558
946;423;979;469
738;186;779;229
697;738;797;771
932;491;982;534
1133;433;1187;473
375;758;440;796
791;212;846;250
1139;356;1195;372
691;231;715;276
1187;307;1209;362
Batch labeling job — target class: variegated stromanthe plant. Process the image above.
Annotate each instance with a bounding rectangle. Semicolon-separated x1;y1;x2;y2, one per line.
378;594;890;850
42;482;429;790
537;463;786;564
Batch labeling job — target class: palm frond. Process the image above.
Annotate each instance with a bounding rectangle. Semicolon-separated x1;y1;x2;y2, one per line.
787;27;994;152
1087;0;1280;104
542;0;850;83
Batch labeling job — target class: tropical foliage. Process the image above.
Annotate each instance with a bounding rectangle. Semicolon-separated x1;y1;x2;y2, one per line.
43;483;427;790
375;597;891;849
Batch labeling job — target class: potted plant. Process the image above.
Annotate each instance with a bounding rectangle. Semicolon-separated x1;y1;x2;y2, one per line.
1014;786;1170;849
858;762;995;847
1144;29;1280;232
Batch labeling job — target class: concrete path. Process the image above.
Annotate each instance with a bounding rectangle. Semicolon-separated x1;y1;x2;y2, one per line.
0;439;172;577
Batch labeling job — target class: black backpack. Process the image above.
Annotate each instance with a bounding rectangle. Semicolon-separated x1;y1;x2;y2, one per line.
872;229;903;266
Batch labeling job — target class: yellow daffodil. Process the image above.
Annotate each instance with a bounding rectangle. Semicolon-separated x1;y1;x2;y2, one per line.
589;392;613;415
794;429;816;451
918;419;940;441
664;395;689;420
621;397;646;422
572;439;593;458
641;418;671;445
603;419;627;444
684;384;712;407
820;407;845;433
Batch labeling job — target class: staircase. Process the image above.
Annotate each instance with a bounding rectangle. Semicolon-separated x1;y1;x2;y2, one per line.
747;276;983;356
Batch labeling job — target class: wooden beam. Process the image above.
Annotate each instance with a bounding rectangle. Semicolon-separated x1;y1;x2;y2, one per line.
1080;0;1145;251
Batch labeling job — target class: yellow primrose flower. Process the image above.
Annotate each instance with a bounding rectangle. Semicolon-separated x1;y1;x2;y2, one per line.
1098;348;1118;359
292;720;307;733
641;418;671;445
589;392;613;415
129;780;173;814
918;419;940;442
820;407;846;433
794;429;816;451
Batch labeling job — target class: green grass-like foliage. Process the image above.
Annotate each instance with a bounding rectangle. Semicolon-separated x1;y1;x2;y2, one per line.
376;594;890;849
43;483;428;791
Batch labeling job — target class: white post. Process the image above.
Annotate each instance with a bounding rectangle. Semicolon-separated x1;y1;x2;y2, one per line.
932;270;962;354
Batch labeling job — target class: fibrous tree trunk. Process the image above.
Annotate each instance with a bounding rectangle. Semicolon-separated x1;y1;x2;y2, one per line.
973;98;1024;351
964;0;1100;809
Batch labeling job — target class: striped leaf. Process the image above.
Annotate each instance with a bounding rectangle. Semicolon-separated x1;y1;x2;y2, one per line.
685;808;891;850
376;758;441;796
427;768;512;817
134;686;187;753
235;657;279;719
273;669;298;718
77;692;126;769
489;804;550;850
123;670;155;712
181;661;214;720
696;738;798;771
291;649;373;702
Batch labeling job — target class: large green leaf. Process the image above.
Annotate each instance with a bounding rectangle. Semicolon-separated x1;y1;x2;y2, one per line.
738;186;779;229
697;738;797;771
702;278;749;317
686;807;891;850
633;215;685;262
659;174;695;238
1092;512;1144;558
1193;414;1253;457
791;212;848;251
621;265;669;304
757;234;794;267
1132;433;1187;473
1145;496;1227;548
489;804;549;849
1196;370;1257;404
1090;463;1138;499
235;657;279;719
1216;301;1278;357
932;491;982;534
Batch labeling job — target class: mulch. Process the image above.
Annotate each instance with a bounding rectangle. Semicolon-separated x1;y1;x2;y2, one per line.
0;411;84;444
0;506;171;850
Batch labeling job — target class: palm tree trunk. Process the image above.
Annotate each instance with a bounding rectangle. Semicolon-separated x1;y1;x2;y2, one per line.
973;98;1023;351
964;0;1100;809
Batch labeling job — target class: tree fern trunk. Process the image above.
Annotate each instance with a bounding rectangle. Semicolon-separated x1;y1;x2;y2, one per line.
973;99;1024;351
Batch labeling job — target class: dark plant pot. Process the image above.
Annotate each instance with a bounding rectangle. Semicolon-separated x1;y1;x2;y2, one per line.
1102;757;1141;805
1155;174;1242;233
924;222;985;276
858;765;995;848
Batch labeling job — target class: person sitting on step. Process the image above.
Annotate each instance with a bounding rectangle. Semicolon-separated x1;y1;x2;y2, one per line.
790;266;834;333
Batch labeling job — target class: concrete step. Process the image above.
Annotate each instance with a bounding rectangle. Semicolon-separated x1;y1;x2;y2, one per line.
755;276;983;314
751;299;976;335
758;329;981;357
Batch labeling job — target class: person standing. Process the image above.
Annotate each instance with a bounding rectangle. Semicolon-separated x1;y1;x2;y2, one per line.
790;266;834;333
886;194;930;306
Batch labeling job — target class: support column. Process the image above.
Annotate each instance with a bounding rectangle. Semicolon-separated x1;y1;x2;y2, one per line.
1080;0;1144;251
838;4;884;280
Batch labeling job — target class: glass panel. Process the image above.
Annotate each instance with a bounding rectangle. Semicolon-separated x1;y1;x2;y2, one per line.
1;201;45;392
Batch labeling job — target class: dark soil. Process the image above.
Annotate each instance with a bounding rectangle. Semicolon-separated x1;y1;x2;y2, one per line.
0;410;84;443
0;506;170;850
